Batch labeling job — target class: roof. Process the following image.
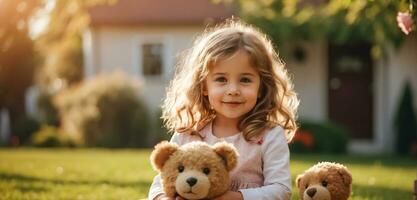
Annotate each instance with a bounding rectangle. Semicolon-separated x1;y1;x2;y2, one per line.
88;0;234;26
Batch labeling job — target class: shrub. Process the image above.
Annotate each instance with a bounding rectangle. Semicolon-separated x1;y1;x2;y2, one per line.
290;120;349;153
11;115;41;145
53;72;149;147
36;91;60;126
152;109;171;145
290;129;315;153
31;125;77;147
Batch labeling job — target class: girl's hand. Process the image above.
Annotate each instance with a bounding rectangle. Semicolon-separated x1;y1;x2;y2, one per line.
154;194;185;200
153;193;172;200
212;191;243;200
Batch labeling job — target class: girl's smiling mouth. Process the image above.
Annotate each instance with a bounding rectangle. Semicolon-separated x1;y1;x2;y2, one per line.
222;101;244;105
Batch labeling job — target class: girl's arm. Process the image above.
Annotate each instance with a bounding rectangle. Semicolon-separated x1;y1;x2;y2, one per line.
148;174;187;200
148;174;165;200
239;126;292;200
148;133;184;200
213;191;243;200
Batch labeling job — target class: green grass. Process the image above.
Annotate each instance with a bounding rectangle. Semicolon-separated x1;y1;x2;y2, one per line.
0;148;415;200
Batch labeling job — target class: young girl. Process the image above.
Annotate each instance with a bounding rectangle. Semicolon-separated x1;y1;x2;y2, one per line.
148;19;299;200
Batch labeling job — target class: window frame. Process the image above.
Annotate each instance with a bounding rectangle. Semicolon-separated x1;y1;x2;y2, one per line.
132;35;172;81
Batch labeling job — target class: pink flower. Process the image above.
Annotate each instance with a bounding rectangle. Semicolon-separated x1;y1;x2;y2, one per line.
397;12;414;35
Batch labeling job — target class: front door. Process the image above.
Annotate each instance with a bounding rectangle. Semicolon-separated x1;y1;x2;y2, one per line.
328;43;373;139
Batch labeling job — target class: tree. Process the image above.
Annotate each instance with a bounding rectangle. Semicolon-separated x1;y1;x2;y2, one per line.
221;0;410;57
34;0;116;126
0;0;42;144
36;0;116;91
0;0;116;144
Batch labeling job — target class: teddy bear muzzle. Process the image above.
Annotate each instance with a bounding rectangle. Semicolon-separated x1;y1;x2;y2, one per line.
303;184;331;200
175;170;211;200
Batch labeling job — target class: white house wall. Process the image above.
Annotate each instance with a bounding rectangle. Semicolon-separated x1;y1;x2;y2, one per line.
384;35;417;153
287;37;417;154
83;26;204;114
287;40;328;122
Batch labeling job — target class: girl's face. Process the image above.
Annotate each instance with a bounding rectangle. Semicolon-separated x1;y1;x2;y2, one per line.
203;50;261;122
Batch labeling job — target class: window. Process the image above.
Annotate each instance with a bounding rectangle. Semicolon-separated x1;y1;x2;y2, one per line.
142;43;163;76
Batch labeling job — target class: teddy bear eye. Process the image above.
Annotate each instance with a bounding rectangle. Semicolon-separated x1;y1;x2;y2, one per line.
321;180;328;187
178;165;184;173
202;167;210;175
305;184;309;189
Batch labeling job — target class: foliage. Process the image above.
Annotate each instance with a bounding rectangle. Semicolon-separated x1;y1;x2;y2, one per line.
394;81;417;155
290;129;314;153
290;120;349;153
0;0;116;145
152;109;172;145
0;149;415;199
35;0;117;91
31;125;77;147
223;0;411;58
53;72;149;147
10;115;41;145
36;91;60;126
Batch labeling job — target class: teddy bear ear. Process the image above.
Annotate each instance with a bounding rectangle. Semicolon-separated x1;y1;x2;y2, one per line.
150;141;179;172
212;142;238;171
338;167;352;186
295;174;304;189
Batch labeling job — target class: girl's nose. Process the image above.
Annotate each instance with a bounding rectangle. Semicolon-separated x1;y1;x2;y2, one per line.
227;84;240;96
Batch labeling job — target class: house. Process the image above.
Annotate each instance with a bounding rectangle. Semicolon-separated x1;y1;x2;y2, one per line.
287;38;417;154
83;0;232;111
82;0;233;144
83;0;417;153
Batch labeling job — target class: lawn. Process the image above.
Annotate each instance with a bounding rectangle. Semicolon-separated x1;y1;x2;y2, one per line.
0;148;415;200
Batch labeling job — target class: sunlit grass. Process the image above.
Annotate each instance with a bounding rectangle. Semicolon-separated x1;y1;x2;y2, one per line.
290;154;416;200
0;149;415;199
0;148;156;200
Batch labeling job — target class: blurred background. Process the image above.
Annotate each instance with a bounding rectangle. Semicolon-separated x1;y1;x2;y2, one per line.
1;0;417;199
0;0;416;156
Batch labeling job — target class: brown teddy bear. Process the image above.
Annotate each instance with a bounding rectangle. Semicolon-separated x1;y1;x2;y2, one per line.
296;162;352;200
150;141;238;200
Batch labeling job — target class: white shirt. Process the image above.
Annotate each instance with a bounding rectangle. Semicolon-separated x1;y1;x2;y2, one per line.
148;122;292;200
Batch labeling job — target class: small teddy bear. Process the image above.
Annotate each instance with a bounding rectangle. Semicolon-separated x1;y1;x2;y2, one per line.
150;141;238;200
296;162;352;200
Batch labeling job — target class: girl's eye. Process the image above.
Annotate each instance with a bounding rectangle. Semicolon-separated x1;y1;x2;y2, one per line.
240;77;252;83
214;77;227;83
178;165;184;173
202;167;210;175
321;180;328;187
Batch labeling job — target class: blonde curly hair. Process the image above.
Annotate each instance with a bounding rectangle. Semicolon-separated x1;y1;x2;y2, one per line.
162;19;299;142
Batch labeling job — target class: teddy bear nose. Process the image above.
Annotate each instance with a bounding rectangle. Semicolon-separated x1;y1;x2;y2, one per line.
186;177;198;187
307;187;317;197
